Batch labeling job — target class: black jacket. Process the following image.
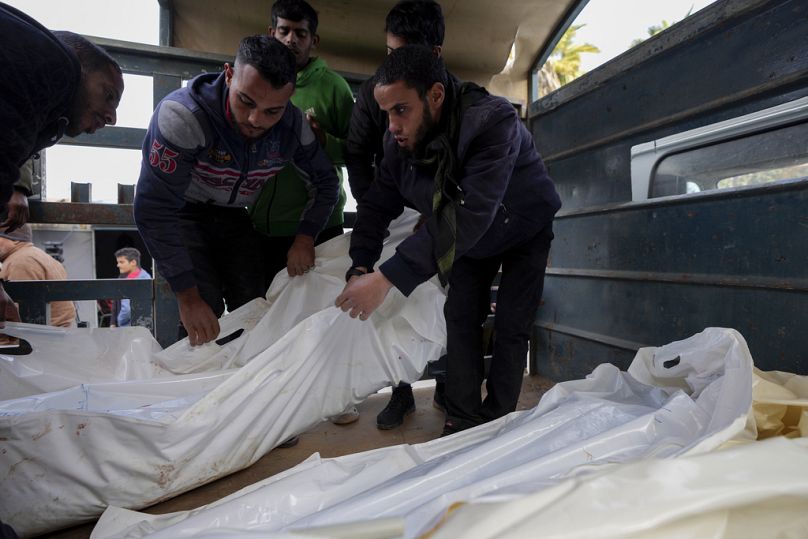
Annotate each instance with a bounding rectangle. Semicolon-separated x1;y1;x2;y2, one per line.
344;77;387;202
0;2;80;205
350;86;561;296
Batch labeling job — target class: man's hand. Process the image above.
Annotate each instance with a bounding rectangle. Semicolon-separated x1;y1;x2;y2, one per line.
176;287;219;346
306;113;326;148
335;271;393;321
0;282;21;329
0;190;29;233
287;234;315;276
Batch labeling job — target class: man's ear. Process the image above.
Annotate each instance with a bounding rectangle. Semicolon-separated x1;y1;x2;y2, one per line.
224;63;234;86
429;82;445;107
268;26;276;38
432;45;443;58
312;33;320;48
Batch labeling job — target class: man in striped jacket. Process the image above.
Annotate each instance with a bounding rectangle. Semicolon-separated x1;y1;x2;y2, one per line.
135;35;339;346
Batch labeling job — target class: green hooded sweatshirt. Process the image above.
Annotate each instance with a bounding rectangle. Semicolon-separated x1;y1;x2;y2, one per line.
250;56;353;237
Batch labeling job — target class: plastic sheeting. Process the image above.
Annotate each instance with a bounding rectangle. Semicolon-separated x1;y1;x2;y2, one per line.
0;210;447;537
88;328;808;539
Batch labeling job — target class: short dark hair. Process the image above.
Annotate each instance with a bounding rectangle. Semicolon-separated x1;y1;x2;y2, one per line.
235;35;296;88
52;31;122;76
115;247;141;266
374;45;447;99
271;0;319;35
385;0;445;48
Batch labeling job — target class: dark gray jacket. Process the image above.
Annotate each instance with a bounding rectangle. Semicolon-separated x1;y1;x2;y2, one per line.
350;91;561;296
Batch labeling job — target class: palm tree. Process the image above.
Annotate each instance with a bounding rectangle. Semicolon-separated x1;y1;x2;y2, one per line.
547;24;600;87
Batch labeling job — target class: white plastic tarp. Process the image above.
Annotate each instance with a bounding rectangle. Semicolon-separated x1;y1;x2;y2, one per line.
0;210;446;537
89;328;806;539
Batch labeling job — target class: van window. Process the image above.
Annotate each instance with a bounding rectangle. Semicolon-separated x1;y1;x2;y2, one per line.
650;121;808;197
535;0;719;99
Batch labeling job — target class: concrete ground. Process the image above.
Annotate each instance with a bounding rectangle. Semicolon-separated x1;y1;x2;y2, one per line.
42;375;555;538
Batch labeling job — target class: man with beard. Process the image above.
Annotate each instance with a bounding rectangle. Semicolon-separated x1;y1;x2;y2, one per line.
0;3;124;330
134;35;338;351
336;46;561;436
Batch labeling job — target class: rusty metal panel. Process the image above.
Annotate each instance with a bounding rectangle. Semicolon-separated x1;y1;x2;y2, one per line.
5;279;154;331
29;201;135;227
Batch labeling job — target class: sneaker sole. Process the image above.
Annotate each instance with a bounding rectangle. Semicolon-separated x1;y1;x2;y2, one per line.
331;413;360;425
375;405;415;430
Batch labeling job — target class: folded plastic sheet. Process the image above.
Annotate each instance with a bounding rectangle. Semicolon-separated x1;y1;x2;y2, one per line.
89;328;803;539
0;210;447;537
426;436;808;539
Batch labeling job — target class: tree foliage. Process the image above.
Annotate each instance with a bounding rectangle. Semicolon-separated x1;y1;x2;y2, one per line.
546;24;600;87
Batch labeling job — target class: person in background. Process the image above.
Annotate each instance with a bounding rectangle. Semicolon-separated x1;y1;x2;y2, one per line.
252;0;353;288
344;0;449;431
0;224;75;328
255;0;359;426
110;247;151;328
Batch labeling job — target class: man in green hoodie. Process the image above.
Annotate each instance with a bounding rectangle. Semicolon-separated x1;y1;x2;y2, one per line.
251;0;352;289
256;0;359;426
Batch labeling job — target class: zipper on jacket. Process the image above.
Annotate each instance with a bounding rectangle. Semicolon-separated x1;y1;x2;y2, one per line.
264;177;279;235
228;141;254;205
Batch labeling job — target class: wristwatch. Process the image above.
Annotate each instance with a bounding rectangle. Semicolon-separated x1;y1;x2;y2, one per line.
345;266;372;282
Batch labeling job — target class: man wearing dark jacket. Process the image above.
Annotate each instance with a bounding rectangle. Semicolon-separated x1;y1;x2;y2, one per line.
345;0;450;431
134;35;339;347
0;2;124;329
336;46;561;435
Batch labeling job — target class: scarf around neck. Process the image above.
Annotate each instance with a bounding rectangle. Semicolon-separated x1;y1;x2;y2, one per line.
416;79;488;286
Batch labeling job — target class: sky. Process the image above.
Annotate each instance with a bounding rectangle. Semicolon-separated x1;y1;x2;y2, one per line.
572;0;718;72
7;0;718;203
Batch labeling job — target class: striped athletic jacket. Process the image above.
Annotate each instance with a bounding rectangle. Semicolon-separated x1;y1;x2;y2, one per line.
134;71;338;292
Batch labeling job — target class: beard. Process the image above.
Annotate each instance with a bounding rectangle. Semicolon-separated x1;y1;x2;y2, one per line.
396;101;436;158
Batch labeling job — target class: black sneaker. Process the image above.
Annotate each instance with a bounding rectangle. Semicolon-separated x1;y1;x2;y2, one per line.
376;385;415;430
432;381;446;413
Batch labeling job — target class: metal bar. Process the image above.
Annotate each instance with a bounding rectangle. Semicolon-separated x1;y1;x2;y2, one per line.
540;69;808;162
555;176;808;220
533;321;648;352
29;201;134;226
88;36;229;76
545;267;808;292
31;156;45;199
70;182;91;203
117;184;135;205
61;126;147;150
527;0;591;103
5;279;154;330
5;279;152;301
153;74;183;107
158;0;174;47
